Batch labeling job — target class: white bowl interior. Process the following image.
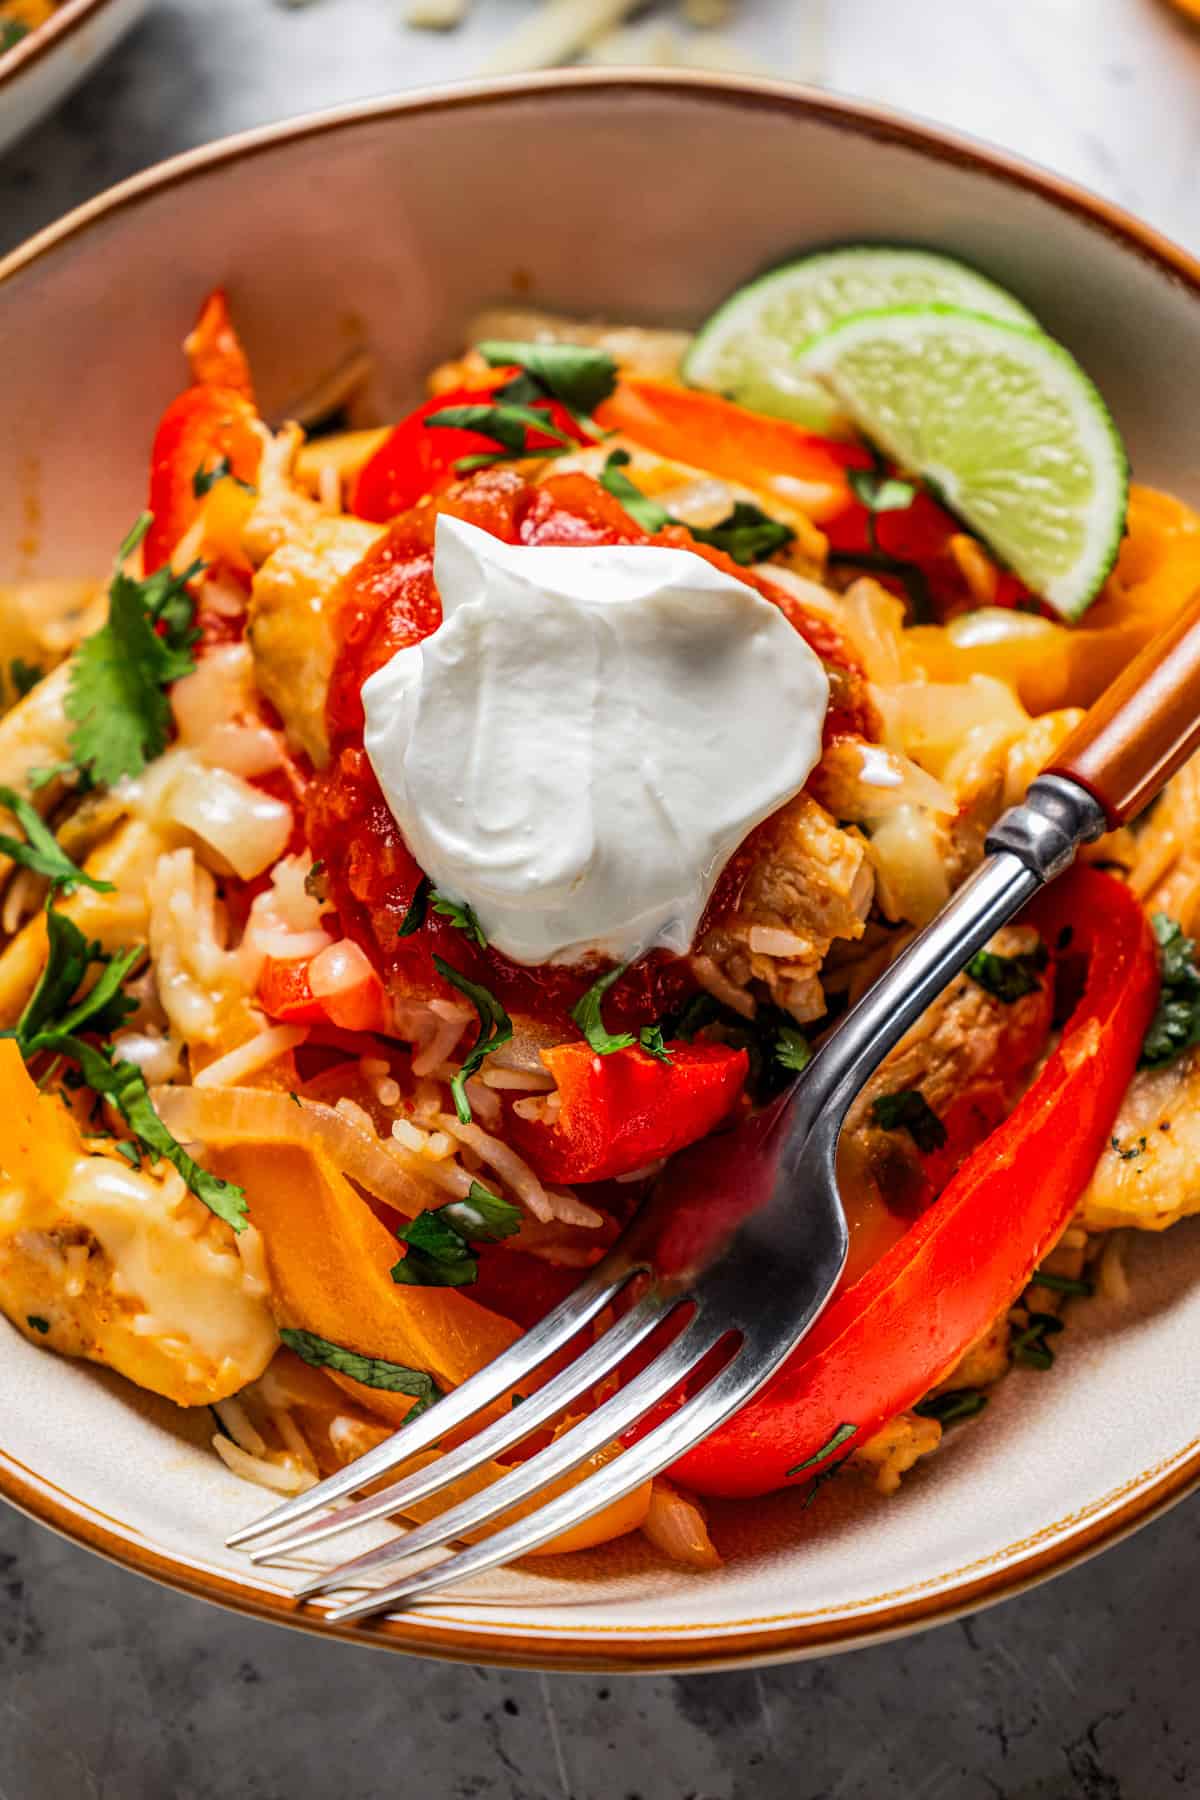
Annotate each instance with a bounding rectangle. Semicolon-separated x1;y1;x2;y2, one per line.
3;79;1200;1661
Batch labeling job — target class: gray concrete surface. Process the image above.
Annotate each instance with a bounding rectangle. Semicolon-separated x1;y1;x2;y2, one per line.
3;4;1200;1795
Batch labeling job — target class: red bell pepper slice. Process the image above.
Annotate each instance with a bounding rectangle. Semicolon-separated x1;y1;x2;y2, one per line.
258;953;387;1035
351;374;590;523
508;1040;749;1185
670;866;1159;1499
183;288;256;401
144;290;261;573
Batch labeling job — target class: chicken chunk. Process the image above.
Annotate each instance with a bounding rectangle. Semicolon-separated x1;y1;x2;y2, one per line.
1077;1050;1200;1232
693;793;873;1021
247;512;381;767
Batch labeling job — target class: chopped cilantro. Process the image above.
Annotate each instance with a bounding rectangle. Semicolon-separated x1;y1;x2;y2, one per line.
599;450;669;533
475;339;617;416
9;658;42;699
690;502;793;566
397;876;431;938
870;1088;947;1154
1111;1133;1147;1162
966;941;1048;1004
279;1328;440;1414
6;904;245;1231
1011;1311;1064;1371
25;1314;50;1335
65;514;203;788
430;889;487;948
303;859;328;903
432;955;513;1122
1029;1268;1093;1297
786;1421;857;1475
846;464;917;528
1140;913;1200;1069
571;965;637;1055
914;1387;988;1426
391;1180;521;1288
191;455;254;498
637;1023;672;1065
775;1027;812;1074
0;785;114;895
424;402;573;471
0;20;29;52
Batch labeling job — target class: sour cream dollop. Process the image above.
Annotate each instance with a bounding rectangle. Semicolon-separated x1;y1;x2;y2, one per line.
361;515;829;966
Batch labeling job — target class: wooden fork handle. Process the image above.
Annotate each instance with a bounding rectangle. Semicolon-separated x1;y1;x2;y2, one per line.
1045;585;1200;828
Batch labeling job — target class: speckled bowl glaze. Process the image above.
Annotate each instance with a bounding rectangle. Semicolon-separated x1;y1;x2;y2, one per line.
2;73;1200;1672
0;0;147;156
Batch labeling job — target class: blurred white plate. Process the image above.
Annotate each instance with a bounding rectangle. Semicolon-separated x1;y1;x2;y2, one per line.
0;0;147;157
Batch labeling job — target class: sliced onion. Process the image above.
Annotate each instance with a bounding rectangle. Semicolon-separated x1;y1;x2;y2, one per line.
198;723;285;779
165;761;293;881
642;1478;721;1568
171;644;254;742
151;1084;435;1218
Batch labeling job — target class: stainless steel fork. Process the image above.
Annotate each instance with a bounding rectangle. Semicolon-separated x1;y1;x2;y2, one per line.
228;771;1114;1622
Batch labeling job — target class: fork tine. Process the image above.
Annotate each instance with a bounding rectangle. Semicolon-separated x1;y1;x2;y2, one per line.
249;1290;677;1563
292;1309;717;1602
324;1340;762;1624
226;1256;637;1550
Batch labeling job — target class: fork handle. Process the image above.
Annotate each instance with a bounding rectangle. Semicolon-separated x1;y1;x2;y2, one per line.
1044;584;1200;827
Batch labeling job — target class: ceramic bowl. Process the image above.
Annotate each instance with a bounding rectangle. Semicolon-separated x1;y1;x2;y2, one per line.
0;0;147;157
2;73;1200;1672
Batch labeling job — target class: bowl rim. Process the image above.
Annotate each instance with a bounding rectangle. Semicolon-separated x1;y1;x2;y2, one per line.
4;68;1200;1672
0;0;129;94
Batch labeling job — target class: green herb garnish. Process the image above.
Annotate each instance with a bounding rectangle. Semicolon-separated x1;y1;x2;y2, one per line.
398;876;431;938
65;514;203;788
304;859;328;903
279;1328;440;1414
391;1180;521;1288
0;20;29;53
9;658;42;700
599;450;670;533
430;890;487;948
476;339;617;417
571;965;637;1055
432;955;513;1122
0;785;114;895
690;502;793;566
1029;1268;1093;1297
6;905;245;1231
913;1388;988;1426
775;1027;812;1074
787;1421;856;1476
25;1315;50;1335
425;403;573;472
1140;913;1200;1069
870;1088;947;1154
846;462;918;553
1011;1311;1064;1371
1111;1133;1147;1162
191;455;254;498
966;942;1048;1004
637;1023;672;1065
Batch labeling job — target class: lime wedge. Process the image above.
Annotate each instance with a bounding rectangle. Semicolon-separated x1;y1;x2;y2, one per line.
798;305;1128;619
684;246;1036;434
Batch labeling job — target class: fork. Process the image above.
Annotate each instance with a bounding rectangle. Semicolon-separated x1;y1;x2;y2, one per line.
230;586;1200;1623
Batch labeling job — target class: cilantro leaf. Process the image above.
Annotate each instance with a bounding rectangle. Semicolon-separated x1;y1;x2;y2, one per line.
0;20;29;52
913;1387;988;1426
0;785;114;895
689;502;793;566
476;339;618;416
25;1314;50;1335
430;889;487;948
870;1088;947;1153
1010;1310;1064;1371
1140;912;1200;1069
432;955;513;1122
846;465;918;518
10;658;42;699
14;906;131;1042
65;514;203;788
638;1024;672;1065
304;859;328;903
775;1027;812;1074
966;942;1048;1004
786;1421;857;1476
599;450;669;532
424;403;573;462
278;1328;440;1414
571;965;637;1055
192;456;254;499
390;1180;521;1288
398;875;431;938
97;1056;249;1231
